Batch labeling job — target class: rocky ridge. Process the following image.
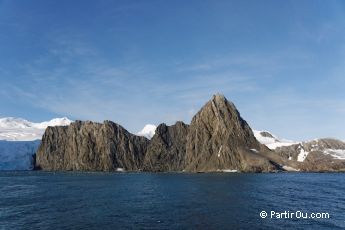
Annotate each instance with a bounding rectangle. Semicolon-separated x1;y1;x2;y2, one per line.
274;138;345;172
35;94;345;172
36;121;149;171
143;122;189;172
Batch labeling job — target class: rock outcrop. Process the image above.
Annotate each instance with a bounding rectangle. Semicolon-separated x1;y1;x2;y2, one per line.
184;94;278;172
36;121;149;171
36;94;311;173
143;122;189;172
275;139;345;172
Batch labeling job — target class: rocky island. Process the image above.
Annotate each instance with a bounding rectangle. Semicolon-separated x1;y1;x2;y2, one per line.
35;94;345;172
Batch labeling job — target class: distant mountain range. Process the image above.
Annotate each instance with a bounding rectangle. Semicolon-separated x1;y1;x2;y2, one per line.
1;95;345;172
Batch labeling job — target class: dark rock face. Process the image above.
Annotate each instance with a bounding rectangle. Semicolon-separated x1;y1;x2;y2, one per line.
36;121;149;171
143;122;189;172
35;94;286;172
260;131;275;139
184;94;277;172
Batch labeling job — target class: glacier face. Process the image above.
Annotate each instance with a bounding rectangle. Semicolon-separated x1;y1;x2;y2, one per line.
0;117;72;170
0;140;40;170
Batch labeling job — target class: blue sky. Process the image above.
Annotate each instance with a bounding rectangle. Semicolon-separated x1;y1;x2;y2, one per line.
0;0;344;140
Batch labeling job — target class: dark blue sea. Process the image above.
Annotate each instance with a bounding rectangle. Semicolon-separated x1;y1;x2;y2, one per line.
0;172;344;229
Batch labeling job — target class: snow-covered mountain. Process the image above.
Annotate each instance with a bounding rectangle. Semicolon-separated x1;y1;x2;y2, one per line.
253;130;298;149
0;117;72;141
253;129;345;171
0;117;72;170
137;124;157;139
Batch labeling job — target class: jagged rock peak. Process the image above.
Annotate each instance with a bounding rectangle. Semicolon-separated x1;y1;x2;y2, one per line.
212;93;227;103
211;93;236;108
191;94;250;134
143;121;189;172
185;94;276;172
155;121;186;134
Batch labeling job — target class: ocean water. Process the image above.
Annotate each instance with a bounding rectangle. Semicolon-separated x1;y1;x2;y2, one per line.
0;172;344;230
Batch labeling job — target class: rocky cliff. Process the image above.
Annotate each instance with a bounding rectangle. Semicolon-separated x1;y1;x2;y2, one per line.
143;122;189;172
36;121;149;171
184;94;277;172
35;94;303;172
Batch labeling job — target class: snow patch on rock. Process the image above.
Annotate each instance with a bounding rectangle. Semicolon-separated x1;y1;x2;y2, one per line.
282;165;300;172
323;149;345;160
297;148;309;162
253;130;298;150
221;169;238;173
217;145;223;157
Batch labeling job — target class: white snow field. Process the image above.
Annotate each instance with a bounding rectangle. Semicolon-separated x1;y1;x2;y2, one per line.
0;117;72;141
253;130;298;150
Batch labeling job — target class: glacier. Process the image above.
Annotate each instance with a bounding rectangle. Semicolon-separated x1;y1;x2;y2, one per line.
0;140;40;170
0;117;72;170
